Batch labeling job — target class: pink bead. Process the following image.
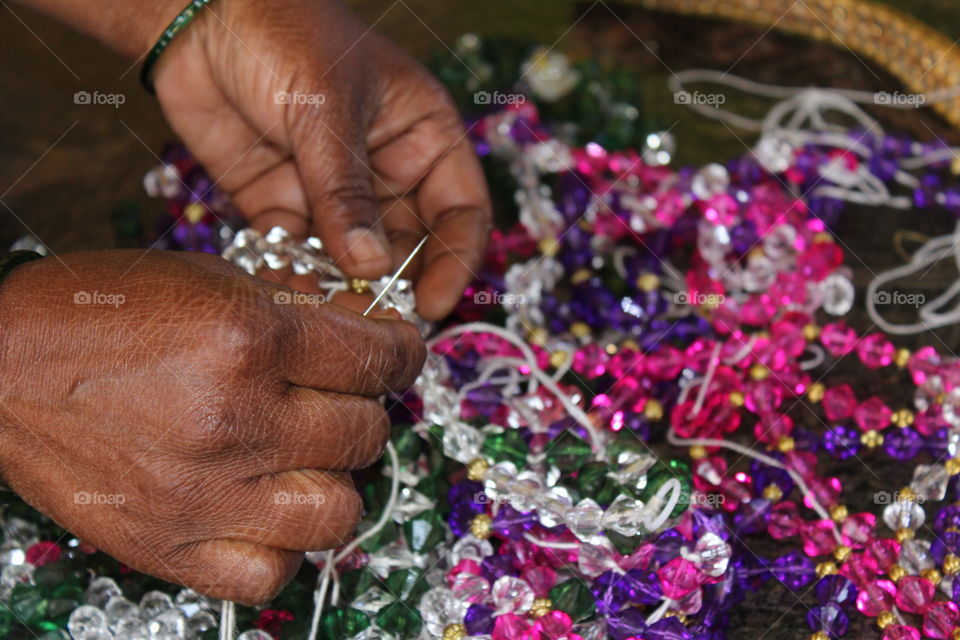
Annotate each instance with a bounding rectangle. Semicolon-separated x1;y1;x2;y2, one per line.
492;613;531;640
657;557;703;599
784;450;818;478
839;552;873;588
908;346;941;385
855;579;896;616
25;542;61;567
894;576;935;614
839;512;875;549
922;601;960;639
882;625;921;640
804;476;841;510
768;502;801;539
796;240;843;281
521;566;556;598
744;380;784;414
820;323;857;357
865;538;901;572
801;520;838;557
853;396;892;431
857;333;896;368
822;384;857;421
754;411;794;444
530;611;578;640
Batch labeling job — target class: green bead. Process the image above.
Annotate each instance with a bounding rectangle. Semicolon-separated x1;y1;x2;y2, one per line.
376;601;422;638
358;519;398;553
640;461;692;519
340;607;371;635
482;429;527;467
548;579;595;622
338;569;379;603
320;607;342;638
545;432;592;472
607;529;644;555
391;427;423;463
9;584;48;625
385;568;428;602
403;510;446;553
576;462;619;506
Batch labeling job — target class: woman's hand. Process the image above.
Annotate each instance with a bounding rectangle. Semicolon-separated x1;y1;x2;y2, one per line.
0;251;425;604
152;0;492;320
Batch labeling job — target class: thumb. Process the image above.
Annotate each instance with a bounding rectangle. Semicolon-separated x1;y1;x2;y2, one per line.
290;105;392;279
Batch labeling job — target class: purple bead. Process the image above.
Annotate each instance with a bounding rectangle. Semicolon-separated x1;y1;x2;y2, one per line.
772;551;815;590
463;604;494;635
733;498;771;536
930;531;960;564
491;505;533;540
806;603;848;637
751;464;795;496
946;188;960;214
914;187;935;208
645;616;694;640
883;426;922;460
653;530;685;565
607;606;648;640
935;505;960;533
815;576;857;605
480;554;516;581
691;511;731;541
621;569;663;605
591;571;626;616
869;155;898;181
822;425;860;460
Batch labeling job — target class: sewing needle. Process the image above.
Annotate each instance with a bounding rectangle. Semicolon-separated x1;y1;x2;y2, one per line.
362;235;429;317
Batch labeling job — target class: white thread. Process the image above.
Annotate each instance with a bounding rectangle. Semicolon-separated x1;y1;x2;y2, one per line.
218;600;235;640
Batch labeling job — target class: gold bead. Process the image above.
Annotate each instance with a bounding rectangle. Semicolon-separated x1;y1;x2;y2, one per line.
813;232;833;244
529;597;552;618
571;269;592;284
762;484;783;502
527;328;549;347
184;202;206;224
466;458;490;482
637;273;660;292
876;610;895;629
443;624;467;640
946;458;960;476
348;278;371;295
806;382;825;403
470;514;492;540
570;322;591;338
538;237;560;257
861;430;884;448
952;628;960;640
777;436;795;453
622;339;640;352
644;399;664;422
809;632;830;640
689;445;708;460
895;528;915;543
892;408;914;428
750;363;770;381
833;545;852;563
728;391;745;407
921;568;942;585
829;504;849;523
888;564;906;582
943;553;960;575
898;487;917;503
815;561;838;577
803;324;821;341
894;347;911;368
549;350;569;369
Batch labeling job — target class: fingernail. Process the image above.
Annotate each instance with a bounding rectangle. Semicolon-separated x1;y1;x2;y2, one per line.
369;307;402;321
345;228;389;268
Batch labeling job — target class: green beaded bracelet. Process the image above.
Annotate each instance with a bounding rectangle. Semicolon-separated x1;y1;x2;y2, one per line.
0;251;43;285
140;0;215;95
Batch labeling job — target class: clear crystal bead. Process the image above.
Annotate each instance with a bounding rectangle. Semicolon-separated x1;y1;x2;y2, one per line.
602;494;644;537
578;540;618;577
942;388;960;427
351;587;396;613
536;487;573;528
448;535;493;566
104;596;140;629
4;517;39;547
820;273;855;316
691;164;730;200
420;587;466;636
85;577;122;608
0;562;33;599
68;605;109;640
899;539;934;574
607;452;655;490
392;488;434;523
237;632;274;640
491;576;535;615
146;608;186;637
948;426;960;457
483;462;518;500
754;134;794;173
139;591;174;619
694;532;732;577
450;573;490;604
911;464;950;501
173;588;210;618
510;472;543;513
187;610;218;635
883;500;926;531
565;499;604;543
112;618;148;640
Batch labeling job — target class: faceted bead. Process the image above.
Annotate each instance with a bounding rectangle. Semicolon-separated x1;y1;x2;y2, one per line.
68;605;108;639
376;601;422;637
139;591;173;619
806;602;848;637
801;520;839;557
85;577;121;609
491;576;534;615
603;495;645;538
922;601;959;639
464;604;495;636
822;425;860;460
451;573;490;605
537;487;574;528
492;612;531;640
693;532;731;577
815;575;857;605
839;512;876;549
772;551;815;590
899;539;935;574
530;610;574;640
768;502;801;539
820;323;857;356
911;464;950;501
420;587;466;637
857;333;896;368
853;397;892;431
657;558;702;599
855;579;896;616
894;576;935;614
522;566;557;598
565;499;604;543
865;538;901;572
882;625;921;640
606;607;647;640
549;580;595;622
823;385;856;421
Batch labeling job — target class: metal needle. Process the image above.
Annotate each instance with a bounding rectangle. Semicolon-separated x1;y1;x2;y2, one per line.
361;235;429;317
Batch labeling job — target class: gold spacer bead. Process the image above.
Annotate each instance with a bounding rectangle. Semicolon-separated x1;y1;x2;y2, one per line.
810;632;830;640
813;232;833;244
777;436;795;453
861;430;884;449
944;553;960;575
829;504;849;523
803;324;821;341
470;514;492;540
946;458;960;476
892;408;914;428
527;328;549;347
807;382;825;404
894;347;911;368
571;269;592;285
637;273;660;292
921;568;942;585
549;350;569;369
898;487;917;503
763;484;783;502
466;458;490;482
895;528;915;543
538;237;560;258
750;363;770;381
621;339;640;352
728;391;745;407
570;322;591;339
952;628;960;640
348;278;371;295
833;545;852;563
644;399;664;422
689;445;708;460
443;624;467;640
529;597;553;618
876;610;895;629
815;561;838;577
888;564;906;582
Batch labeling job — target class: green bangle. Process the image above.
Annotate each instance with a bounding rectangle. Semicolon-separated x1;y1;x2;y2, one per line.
140;0;215;95
0;251;43;286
